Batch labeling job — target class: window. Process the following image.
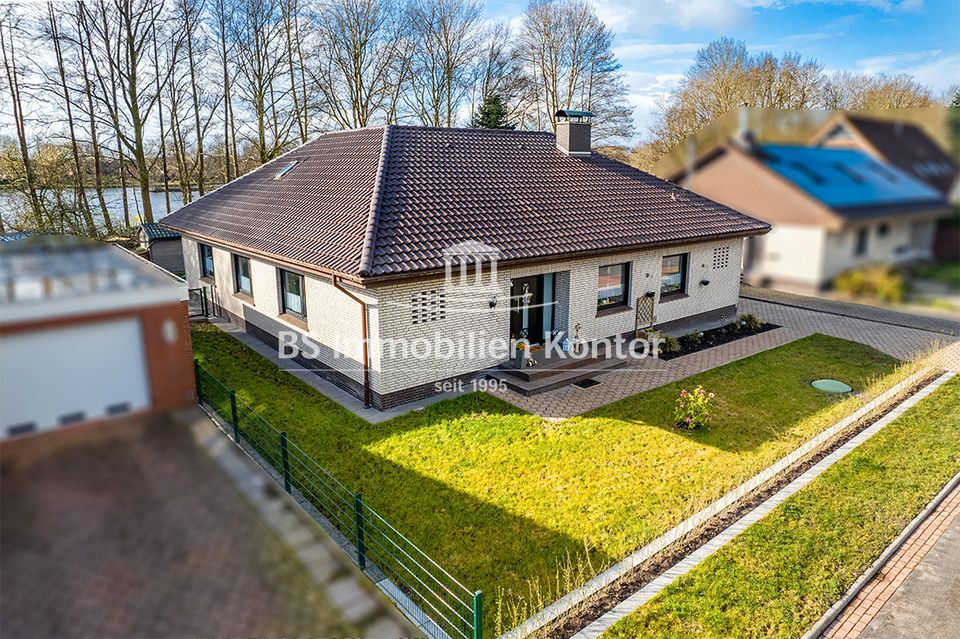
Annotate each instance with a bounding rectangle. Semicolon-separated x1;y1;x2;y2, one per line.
660;253;688;297
233;254;252;296
877;223;890;238
712;246;730;269
597;263;629;310
855;228;869;257
411;290;446;324
199;243;215;278
279;270;306;319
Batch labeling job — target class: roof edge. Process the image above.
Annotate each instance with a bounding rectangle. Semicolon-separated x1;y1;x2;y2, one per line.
358;125;392;277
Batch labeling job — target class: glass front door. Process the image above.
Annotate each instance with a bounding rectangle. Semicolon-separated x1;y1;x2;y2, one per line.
510;274;556;344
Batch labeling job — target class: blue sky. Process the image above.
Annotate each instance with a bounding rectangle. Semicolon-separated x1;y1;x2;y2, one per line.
485;0;960;140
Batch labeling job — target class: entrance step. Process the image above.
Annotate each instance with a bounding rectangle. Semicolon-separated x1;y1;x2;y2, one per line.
488;355;627;396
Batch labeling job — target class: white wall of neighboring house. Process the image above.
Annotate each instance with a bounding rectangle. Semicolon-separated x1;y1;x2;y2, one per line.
0;319;151;433
822;219;937;283
744;223;827;288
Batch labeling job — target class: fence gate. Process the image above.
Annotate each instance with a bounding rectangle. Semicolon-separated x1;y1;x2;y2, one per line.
187;287;209;317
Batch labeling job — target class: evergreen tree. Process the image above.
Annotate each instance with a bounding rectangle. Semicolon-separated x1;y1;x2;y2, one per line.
470;94;514;129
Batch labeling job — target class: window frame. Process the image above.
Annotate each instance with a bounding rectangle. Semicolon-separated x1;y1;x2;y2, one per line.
199;243;215;279
855;228;869;257
660;253;689;299
278;269;307;321
596;262;630;311
233;254;253;296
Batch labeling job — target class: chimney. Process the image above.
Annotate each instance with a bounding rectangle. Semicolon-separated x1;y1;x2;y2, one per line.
555;109;593;155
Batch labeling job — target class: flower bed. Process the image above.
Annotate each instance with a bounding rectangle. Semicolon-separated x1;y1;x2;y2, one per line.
657;319;778;361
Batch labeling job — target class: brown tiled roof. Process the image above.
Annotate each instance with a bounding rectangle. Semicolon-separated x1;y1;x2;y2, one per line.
161;125;769;279
838;115;958;195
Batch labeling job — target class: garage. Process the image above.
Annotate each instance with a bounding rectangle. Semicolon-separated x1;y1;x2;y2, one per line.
0;319;152;436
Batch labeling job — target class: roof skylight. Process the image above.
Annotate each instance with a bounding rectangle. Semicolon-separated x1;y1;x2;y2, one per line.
273;161;299;180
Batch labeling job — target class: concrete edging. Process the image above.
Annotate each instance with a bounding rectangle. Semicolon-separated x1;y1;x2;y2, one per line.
498;365;939;639
569;370;956;639
799;469;960;639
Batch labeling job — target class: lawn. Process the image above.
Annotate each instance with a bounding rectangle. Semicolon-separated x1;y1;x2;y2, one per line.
192;324;905;633
603;374;960;639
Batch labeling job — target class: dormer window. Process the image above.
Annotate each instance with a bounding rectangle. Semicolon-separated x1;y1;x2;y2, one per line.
273;161;299;180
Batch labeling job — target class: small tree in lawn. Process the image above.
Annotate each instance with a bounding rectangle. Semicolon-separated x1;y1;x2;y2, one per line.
471;94;514;129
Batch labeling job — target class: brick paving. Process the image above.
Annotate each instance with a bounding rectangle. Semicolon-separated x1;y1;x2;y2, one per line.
490;297;960;418
0;411;412;639
821;482;960;639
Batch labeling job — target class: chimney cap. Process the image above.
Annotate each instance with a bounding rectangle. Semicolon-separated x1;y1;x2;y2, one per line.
555;109;593;121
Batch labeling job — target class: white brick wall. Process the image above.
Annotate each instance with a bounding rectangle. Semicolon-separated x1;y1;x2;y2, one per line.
182;235;744;398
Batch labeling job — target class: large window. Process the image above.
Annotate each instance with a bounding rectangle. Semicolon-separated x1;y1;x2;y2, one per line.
199;243;215;278
233;254;252;296
597;263;629;310
660;253;688;298
855;228;869;256
279;269;306;319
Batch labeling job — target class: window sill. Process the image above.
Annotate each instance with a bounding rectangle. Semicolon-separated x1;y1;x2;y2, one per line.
596;304;632;318
279;313;308;331
659;292;689;303
233;291;255;305
199;275;215;285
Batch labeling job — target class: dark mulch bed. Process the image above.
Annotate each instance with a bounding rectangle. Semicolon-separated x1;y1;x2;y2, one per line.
656;321;779;361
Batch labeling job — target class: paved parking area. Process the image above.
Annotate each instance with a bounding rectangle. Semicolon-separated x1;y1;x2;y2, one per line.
822;482;960;639
0;411;412;639
490;297;960;418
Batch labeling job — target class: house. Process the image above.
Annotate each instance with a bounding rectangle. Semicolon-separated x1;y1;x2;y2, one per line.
139;222;185;273
810;113;958;199
810;112;960;259
669;138;951;293
160;114;769;410
0;236;194;438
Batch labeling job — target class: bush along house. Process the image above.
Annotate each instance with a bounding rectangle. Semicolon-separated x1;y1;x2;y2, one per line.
161;112;769;410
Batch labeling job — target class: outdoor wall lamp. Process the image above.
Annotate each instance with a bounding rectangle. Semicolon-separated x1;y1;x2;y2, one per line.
700;279;711;286
643;291;656;298
489;295;498;308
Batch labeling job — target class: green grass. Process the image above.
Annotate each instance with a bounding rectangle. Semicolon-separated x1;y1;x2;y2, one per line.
191;325;906;631
910;260;960;291
604;374;960;639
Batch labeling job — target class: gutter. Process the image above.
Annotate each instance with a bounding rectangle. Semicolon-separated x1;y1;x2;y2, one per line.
331;275;371;408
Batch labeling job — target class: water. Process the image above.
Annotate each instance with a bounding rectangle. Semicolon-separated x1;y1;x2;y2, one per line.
0;187;203;228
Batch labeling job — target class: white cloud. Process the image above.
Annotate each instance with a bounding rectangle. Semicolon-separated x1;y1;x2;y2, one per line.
614;42;704;60
588;0;751;35
856;50;960;90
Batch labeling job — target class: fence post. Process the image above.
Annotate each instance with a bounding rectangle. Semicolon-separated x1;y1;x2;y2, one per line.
354;493;366;570
280;432;291;493
229;389;239;442
194;358;203;405
472;590;483;639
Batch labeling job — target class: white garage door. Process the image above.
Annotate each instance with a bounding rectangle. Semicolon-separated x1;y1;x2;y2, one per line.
0;318;151;437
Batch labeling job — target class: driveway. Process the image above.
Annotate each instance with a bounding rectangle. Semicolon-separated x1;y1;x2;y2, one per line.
0;411;412;639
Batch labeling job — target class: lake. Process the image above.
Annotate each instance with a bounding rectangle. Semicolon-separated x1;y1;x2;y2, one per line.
0;187;203;227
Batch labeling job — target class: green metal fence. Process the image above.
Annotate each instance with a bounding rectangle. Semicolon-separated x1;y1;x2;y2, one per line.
194;360;482;639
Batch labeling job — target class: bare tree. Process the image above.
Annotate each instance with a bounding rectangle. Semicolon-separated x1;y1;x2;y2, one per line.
311;0;406;128
517;0;634;142
210;0;240;180
405;0;482;126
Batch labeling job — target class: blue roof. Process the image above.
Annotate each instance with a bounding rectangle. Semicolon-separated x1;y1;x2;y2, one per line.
141;222;180;240
758;144;944;209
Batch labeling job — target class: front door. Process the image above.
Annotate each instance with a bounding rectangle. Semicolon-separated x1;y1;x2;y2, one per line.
510;275;544;343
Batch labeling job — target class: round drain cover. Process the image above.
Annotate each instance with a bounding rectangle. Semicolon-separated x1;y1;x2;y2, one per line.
812;379;853;393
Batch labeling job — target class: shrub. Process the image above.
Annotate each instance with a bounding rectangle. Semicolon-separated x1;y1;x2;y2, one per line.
657;334;681;356
833;264;905;303
675;385;714;430
738;313;763;332
680;331;702;349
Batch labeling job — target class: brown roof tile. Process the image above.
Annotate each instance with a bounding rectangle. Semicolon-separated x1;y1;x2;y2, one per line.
161;125;769;279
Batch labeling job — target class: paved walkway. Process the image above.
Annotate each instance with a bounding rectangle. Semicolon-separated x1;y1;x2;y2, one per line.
822;483;960;639
740;286;960;336
491;297;960;418
0;411;413;639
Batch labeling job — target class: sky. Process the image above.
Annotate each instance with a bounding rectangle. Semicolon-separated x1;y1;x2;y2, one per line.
485;0;960;141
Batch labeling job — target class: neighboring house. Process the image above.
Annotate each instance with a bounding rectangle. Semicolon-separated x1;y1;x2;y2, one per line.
161;115;769;410
0;236;194;438
810;113;958;199
140;222;185;273
670;139;951;293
